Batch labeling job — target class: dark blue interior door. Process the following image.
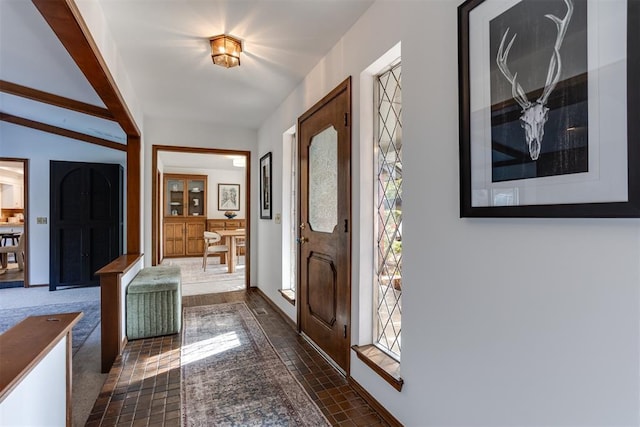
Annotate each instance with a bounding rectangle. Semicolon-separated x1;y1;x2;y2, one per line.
50;161;122;290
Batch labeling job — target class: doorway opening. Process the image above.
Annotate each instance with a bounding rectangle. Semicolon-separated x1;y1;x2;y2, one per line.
151;145;251;295
0;158;28;288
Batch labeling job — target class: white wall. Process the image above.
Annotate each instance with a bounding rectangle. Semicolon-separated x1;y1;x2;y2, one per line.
144;117;258;284
75;0;144;129
0;337;67;426
164;167;247;219
0;123;126;285
257;1;640;425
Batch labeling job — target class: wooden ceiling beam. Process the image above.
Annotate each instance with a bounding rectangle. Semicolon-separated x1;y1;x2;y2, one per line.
0;113;126;152
0;80;115;122
31;0;142;253
31;0;140;137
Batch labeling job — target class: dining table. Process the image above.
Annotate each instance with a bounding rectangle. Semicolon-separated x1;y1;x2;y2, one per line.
216;229;246;273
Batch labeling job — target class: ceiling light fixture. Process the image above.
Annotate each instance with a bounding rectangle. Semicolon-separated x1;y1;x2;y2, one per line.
210;35;242;68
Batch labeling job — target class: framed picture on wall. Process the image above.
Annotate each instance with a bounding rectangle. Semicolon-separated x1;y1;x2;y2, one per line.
218;183;240;211
458;0;640;217
260;152;272;219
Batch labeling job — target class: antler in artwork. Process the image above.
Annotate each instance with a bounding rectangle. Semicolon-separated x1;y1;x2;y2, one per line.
496;0;574;161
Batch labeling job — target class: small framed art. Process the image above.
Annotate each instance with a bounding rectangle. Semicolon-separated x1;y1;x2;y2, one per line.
260;152;272;219
218;183;240;211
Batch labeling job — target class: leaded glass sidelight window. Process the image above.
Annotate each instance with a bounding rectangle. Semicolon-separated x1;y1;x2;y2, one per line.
374;62;402;360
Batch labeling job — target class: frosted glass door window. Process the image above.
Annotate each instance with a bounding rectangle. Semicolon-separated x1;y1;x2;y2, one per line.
309;126;338;233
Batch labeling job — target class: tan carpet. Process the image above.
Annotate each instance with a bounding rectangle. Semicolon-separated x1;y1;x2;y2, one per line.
161;256;246;296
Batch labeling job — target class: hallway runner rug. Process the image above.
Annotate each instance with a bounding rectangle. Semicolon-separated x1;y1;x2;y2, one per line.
181;302;330;426
0;300;100;355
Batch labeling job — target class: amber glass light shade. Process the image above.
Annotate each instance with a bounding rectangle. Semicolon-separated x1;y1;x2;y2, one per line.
210;35;242;68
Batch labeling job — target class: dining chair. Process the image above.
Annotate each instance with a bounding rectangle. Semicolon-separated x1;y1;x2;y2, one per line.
0;232;20;247
235;236;246;265
0;232;25;270
233;228;246;265
202;231;228;271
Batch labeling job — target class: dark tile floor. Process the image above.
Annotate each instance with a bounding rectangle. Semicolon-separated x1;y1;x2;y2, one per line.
86;289;389;426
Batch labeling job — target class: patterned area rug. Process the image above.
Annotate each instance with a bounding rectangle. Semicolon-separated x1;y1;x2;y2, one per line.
0;300;100;355
181;302;330;426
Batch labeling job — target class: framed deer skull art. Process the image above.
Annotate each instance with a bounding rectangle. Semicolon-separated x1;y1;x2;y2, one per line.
459;0;640;217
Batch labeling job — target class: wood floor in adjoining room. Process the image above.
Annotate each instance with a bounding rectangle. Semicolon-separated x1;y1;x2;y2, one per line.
86;289;389;427
161;256;246;296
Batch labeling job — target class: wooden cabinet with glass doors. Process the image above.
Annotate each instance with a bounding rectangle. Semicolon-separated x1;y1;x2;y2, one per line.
165;174;206;218
163;174;207;257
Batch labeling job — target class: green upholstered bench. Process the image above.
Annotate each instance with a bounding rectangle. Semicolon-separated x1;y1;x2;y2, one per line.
126;265;182;340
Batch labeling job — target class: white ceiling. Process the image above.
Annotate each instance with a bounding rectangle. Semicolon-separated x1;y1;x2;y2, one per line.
0;0;374;141
0;1;103;105
0;161;24;175
0;0;127;142
97;0;373;128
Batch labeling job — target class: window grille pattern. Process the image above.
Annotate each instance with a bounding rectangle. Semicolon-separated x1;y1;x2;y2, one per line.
375;62;402;359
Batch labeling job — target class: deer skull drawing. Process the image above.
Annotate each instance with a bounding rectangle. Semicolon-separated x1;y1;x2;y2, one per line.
496;0;574;161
